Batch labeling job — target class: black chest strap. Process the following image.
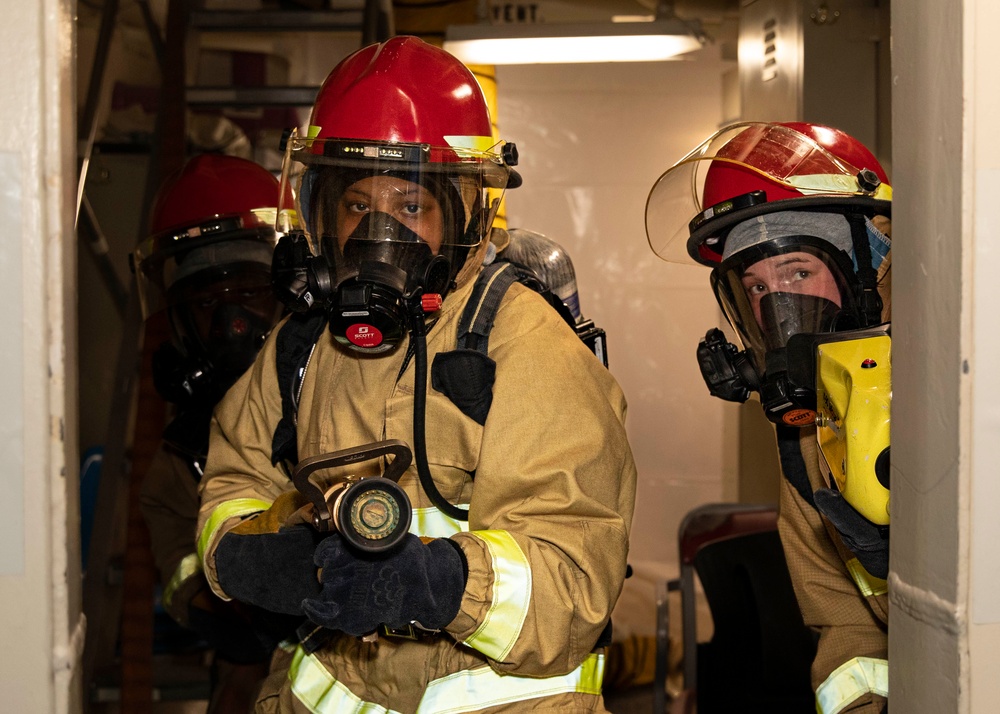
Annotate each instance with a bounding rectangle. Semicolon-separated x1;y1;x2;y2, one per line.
455;262;522;354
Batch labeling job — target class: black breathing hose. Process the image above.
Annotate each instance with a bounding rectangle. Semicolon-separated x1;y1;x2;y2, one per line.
409;305;471;521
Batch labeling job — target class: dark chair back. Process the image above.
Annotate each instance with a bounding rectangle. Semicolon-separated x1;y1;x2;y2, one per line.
655;503;817;714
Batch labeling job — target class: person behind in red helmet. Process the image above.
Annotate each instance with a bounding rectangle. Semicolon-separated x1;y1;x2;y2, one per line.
132;153;290;714
136;153;286;406
196;36;637;712
646;122;891;714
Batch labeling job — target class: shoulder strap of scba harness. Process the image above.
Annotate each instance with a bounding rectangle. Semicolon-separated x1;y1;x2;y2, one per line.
271;311;328;470
270;260;569;470
429;261;526;426
457;261;523;353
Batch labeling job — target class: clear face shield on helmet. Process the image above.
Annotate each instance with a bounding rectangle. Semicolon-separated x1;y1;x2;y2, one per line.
134;210;279;320
278;130;511;289
274;129;512;351
645;122;893;267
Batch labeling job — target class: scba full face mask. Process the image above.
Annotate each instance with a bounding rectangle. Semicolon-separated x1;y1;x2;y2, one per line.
169;252;279;371
151;240;281;406
645;122;892;424
276;135;512;353
703;211;891;424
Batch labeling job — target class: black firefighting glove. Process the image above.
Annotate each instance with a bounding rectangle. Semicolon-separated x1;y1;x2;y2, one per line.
814;488;890;580
301;532;468;637
214;492;324;616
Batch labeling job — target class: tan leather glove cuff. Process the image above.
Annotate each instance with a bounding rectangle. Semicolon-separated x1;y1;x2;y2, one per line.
230;490;311;536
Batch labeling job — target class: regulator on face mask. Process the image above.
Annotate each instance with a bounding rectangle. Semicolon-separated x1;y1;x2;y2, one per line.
697;324;891;526
271;226;451;353
696;326;818;426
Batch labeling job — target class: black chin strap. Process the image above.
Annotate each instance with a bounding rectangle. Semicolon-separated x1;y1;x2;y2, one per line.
845;213;883;326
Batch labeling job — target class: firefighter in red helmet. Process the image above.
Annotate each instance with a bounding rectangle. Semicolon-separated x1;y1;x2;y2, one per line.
646;122;891;714
196;36;636;712
132;153;289;714
136;154;285;404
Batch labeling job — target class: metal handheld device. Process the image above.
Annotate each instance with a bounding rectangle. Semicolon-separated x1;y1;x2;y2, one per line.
292;440;413;552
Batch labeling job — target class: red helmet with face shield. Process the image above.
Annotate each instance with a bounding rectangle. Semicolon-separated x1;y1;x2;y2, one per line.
277;35;519;303
133;154;283;401
645;122;892;421
646;121;891;266
137;154;284;319
701;122;888;206
148;153;284;239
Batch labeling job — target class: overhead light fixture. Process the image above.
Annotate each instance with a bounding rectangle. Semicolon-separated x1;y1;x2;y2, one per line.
443;17;705;65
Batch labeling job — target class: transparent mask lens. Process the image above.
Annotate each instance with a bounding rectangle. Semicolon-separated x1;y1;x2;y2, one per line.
714;243;858;369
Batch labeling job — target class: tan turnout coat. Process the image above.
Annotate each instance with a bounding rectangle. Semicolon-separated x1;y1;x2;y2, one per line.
779;429;888;714
196;273;638;713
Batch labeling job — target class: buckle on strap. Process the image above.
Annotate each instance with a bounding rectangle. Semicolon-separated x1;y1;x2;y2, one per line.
379;621;440;640
380;624;420;640
297;620;440;648
297;620;334;654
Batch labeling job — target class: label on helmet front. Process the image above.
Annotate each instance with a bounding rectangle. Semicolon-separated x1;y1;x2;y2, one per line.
346;323;383;348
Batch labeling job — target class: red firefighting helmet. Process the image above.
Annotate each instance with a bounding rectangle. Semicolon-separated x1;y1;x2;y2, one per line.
645;121;892;267
277;36;519;289
310;36;495;152
148;154;281;238
133;154;281;324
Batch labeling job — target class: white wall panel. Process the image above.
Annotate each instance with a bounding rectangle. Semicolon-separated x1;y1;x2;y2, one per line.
497;47;739;635
969;0;1000;709
0;0;79;711
0;151;24;577
891;0;968;710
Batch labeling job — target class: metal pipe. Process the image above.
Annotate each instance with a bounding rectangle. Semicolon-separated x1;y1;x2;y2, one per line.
76;0;121;226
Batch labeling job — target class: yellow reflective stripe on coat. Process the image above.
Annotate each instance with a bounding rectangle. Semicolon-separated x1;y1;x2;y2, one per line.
288;647;402;714
287;648;603;714
196;497;272;563
463;530;531;661
845;558;888;597
409;506;470;538
163;552;202;609
416;653;605;714
816;656;888;714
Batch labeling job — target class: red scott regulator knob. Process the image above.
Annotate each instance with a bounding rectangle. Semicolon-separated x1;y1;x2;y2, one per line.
422;294;443;313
